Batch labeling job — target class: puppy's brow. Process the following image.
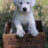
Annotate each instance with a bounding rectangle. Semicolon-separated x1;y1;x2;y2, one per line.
19;0;30;3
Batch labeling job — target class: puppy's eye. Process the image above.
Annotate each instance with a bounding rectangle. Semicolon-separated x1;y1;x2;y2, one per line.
27;2;29;4
20;2;22;4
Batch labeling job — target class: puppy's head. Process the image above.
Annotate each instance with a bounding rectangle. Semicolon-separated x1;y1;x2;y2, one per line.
14;0;36;12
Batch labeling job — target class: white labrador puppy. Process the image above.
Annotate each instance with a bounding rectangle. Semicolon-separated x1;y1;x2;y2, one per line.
12;0;39;37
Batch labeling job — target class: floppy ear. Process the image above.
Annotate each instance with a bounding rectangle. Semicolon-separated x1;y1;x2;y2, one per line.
14;0;18;5
31;0;36;7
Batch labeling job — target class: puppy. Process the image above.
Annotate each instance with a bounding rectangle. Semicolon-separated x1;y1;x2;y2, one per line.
12;0;39;37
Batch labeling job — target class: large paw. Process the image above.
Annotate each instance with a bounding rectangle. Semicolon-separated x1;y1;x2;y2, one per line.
16;29;25;37
30;30;39;37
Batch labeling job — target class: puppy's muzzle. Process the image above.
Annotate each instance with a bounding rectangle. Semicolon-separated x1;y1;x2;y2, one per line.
23;7;27;12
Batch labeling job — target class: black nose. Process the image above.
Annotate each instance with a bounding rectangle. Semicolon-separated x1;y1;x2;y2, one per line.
23;7;27;12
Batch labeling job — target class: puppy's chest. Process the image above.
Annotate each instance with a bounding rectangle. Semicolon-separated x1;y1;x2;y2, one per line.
20;16;28;25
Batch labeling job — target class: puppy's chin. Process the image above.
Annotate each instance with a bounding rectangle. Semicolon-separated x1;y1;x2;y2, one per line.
21;11;30;13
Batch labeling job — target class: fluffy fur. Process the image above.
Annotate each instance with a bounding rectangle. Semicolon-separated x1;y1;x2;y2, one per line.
11;0;39;37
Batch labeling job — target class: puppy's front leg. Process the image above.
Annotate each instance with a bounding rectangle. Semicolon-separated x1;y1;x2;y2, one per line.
28;21;39;37
14;22;25;37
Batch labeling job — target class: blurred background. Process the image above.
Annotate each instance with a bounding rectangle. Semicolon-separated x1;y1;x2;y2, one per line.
0;0;48;48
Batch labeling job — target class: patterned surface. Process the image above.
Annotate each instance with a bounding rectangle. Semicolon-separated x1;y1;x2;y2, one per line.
3;32;45;48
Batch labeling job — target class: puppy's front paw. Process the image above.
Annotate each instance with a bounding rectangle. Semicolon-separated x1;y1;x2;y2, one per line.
30;30;39;37
16;30;25;37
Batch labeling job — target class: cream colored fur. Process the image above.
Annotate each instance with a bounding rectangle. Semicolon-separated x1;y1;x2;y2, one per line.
11;0;39;37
